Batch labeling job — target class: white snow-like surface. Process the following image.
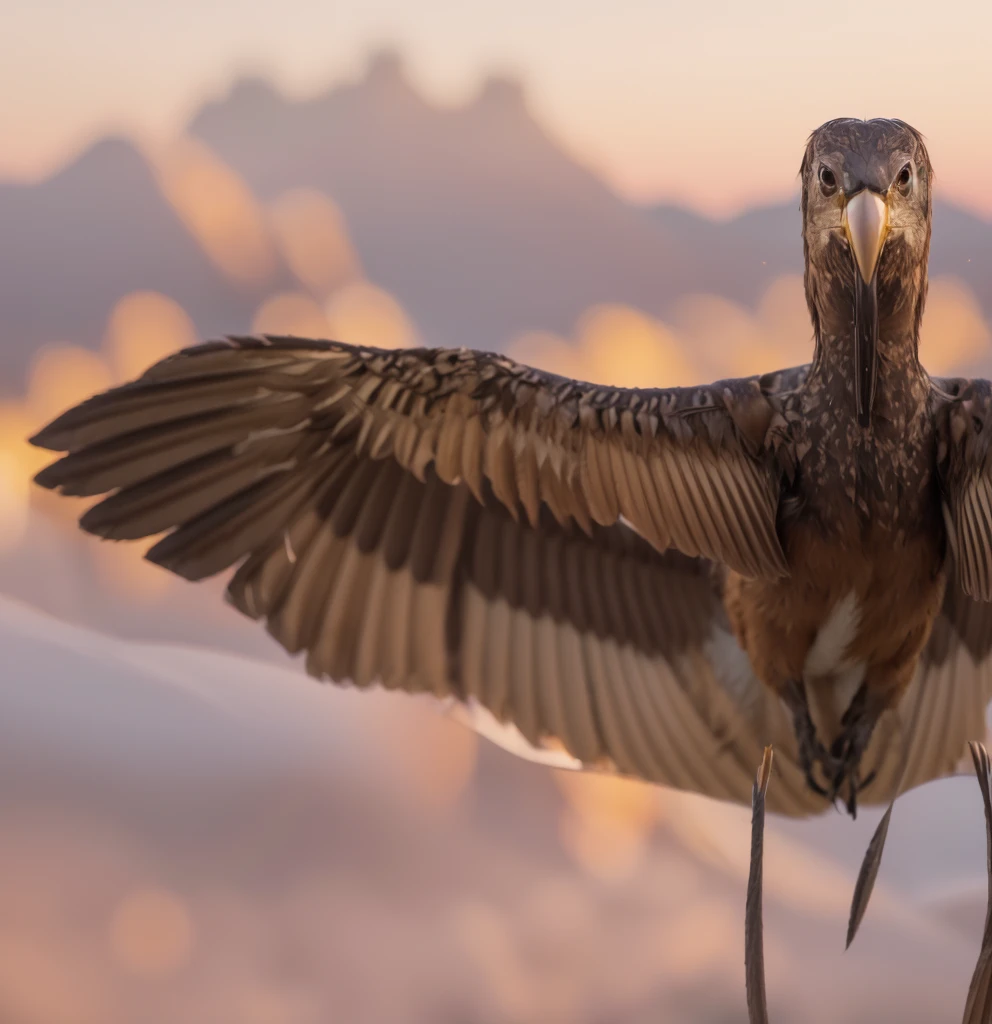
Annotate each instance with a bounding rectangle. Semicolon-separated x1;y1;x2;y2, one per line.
0;588;990;1022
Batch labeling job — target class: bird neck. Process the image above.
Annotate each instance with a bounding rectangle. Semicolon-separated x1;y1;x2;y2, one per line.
806;255;928;427
808;306;926;425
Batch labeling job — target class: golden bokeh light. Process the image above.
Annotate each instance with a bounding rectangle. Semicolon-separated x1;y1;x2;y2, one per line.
18;346;113;527
251;291;333;337
325;282;417;349
108;887;194;980
27;345;114;427
0;451;29;551
671;274;812;380
0;402;50;551
674;293;772;378
269;188;362;296
515;271;990;392
920;275;992;375
155;136;276;287
104;291;198;381
672;272;992;381
554;771;665;881
579;305;698;387
509;304;697;388
756;273;813;343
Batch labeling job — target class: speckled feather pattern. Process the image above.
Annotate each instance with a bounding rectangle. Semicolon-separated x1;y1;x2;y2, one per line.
110;334;795;579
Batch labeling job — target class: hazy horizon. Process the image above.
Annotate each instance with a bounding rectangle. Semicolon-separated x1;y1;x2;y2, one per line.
7;5;992;218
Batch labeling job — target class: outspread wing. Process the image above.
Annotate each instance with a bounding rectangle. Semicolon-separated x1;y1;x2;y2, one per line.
33;339;987;814
900;579;992;790
933;376;992;600
28;336;821;811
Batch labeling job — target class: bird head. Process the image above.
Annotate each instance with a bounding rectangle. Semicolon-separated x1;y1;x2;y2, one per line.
800;118;933;426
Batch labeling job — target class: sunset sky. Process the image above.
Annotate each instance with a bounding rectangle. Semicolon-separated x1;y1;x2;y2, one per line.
7;0;992;216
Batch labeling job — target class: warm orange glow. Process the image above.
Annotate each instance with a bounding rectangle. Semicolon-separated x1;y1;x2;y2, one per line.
670;275;813;380
554;771;664;880
381;704;478;813
0;452;28;551
251;291;334;337
672;272;991;380
325;282;417;349
757;273;813;343
510;304;697;388
516;272;988;391
93;538;172;600
108;887;194;979
920;276;992;375
580;305;698;387
104;290;198;381
155;136;276;286
269;188;362;296
0;403;49;551
27;345;114;426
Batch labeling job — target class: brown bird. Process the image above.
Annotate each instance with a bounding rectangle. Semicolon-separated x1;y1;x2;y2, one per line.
29;117;992;818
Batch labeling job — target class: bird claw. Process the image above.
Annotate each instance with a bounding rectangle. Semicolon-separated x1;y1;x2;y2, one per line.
783;678;880;815
827;685;881;818
783;679;837;799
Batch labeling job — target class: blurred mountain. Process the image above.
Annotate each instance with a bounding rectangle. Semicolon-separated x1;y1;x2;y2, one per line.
929;202;992;320
3;50;992;397
189;51;691;354
646;201;803;302
0;136;292;395
189;50;992;348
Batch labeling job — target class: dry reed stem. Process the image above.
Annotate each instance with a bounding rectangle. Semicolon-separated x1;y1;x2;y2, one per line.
746;745;774;1024
962;741;992;1024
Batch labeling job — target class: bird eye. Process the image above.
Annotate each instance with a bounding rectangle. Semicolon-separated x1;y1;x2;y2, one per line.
818;165;837;195
896;162;913;192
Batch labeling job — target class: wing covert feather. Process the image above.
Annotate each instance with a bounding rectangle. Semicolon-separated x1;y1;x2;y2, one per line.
33;336;789;578
934;377;992;600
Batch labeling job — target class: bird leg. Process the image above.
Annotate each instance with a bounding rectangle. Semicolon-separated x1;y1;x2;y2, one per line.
829;683;883;818
781;679;833;797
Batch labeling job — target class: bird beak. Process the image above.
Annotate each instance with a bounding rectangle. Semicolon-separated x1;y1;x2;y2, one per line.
843;190;889;285
843;190;888;428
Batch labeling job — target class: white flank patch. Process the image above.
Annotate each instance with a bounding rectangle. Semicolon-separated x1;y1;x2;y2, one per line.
804;590;861;678
703;625;762;710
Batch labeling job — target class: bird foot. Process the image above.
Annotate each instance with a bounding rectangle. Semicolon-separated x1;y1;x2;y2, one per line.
782;679;837;798
827;684;882;819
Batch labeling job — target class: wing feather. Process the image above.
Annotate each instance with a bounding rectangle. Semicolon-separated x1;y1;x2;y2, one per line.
32;337;791;577
936;377;992;600
30;339;830;811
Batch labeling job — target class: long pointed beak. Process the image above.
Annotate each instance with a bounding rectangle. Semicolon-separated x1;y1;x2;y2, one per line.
843;189;887;429
843;190;888;284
